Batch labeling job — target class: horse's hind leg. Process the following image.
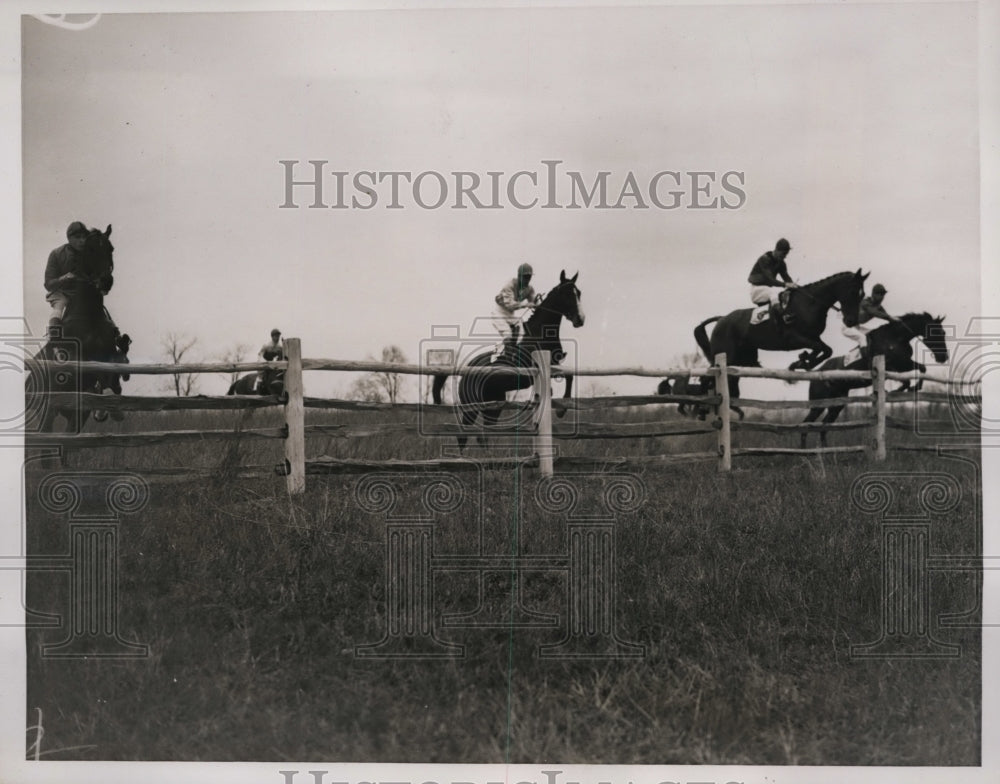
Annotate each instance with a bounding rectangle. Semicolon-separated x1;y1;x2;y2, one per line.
480;408;503;449
801;407;824;449
457;409;477;452
819;406;845;449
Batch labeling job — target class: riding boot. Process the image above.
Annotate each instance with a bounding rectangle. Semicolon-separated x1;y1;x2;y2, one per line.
779;290;795;325
769;303;784;330
502;337;517;363
504;326;520;362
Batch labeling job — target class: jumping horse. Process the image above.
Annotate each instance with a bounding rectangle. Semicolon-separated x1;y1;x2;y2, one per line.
431;270;585;451
28;225;131;434
688;269;870;407
800;312;948;448
227;367;286;396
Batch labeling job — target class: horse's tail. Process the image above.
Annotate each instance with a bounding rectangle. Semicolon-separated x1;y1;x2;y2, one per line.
694;316;721;363
431;373;448;404
226;381;237;396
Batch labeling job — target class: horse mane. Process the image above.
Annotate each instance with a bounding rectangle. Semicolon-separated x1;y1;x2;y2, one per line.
898;311;936;322
800;270;855;290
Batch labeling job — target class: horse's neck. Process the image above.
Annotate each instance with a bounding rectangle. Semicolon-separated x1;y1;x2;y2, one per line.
523;308;559;341
900;314;929;338
804;274;850;307
521;311;563;363
66;287;104;319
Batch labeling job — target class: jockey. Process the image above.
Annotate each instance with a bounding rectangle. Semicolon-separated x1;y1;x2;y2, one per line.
748;238;797;324
257;328;285;390
493;262;541;359
841;283;901;346
44;221;90;338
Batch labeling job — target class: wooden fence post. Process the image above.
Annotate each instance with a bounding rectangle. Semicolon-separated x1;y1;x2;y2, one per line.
284;338;306;494
872;353;886;461
715;353;732;472
532;350;554;477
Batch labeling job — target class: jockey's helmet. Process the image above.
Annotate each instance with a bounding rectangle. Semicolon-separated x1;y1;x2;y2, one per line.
518;263;533;277
66;221;88;239
872;284;887;296
271;328;281;337
775;238;791;253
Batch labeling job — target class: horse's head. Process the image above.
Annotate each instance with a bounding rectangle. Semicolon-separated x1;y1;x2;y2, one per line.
838;269;869;327
80;224;115;294
916;313;950;364
541;270;585;328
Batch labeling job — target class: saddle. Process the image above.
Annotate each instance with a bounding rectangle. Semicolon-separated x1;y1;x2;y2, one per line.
750;289;795;327
769;289;795;326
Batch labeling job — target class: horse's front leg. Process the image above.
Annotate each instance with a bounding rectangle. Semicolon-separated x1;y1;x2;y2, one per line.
893;359;924;392
556;374;573;419
788;339;832;371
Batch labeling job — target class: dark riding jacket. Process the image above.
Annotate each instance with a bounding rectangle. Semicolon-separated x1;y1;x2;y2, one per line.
44;244;82;294
747;251;792;287
858;297;893;325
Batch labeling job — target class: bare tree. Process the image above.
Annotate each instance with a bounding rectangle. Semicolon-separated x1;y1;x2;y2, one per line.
345;345;410;404
162;332;199;396
373;345;408;404
347;374;386;403
674;350;708;370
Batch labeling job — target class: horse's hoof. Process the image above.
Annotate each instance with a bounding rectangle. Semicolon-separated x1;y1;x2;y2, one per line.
92;410;109;423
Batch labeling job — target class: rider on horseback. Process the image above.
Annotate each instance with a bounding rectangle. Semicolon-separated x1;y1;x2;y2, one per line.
493;262;541;362
841;283;902;347
257;328;285;392
748;238;798;325
44;221;91;339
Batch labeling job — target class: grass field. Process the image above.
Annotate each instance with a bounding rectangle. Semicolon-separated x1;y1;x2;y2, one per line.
24;397;982;764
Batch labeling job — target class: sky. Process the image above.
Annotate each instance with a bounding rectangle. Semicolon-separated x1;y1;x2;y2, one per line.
16;3;982;399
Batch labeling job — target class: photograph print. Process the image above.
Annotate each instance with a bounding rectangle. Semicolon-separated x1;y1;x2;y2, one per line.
6;1;993;779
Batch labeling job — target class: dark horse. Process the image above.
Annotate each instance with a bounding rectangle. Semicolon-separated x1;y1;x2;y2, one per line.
800;312;949;448
431;270;585;450
227;368;286;396
29;225;131;433
690;269;869;405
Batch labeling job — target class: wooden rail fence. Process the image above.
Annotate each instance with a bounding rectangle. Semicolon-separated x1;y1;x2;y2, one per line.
26;339;981;494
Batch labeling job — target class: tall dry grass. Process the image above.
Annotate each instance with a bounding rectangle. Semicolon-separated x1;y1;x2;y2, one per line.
23;398;981;763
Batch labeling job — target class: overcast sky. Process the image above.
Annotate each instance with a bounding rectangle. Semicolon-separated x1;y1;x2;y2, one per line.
17;4;980;398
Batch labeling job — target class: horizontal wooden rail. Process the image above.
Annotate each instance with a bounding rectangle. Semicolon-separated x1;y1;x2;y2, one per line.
29;392;284;411
731;420;871;434
550;452;718;469
23;464;277;482
732;445;869;456
292;456;539;475
554;394;721;410
732;395;868;410
885;390;978;404
26;427;287;448
26;355;981;388
30;359;287;375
